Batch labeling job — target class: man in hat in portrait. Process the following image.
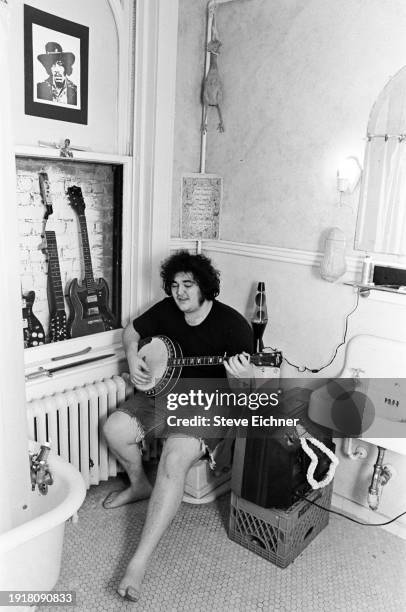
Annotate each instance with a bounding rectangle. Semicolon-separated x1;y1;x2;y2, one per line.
36;42;77;105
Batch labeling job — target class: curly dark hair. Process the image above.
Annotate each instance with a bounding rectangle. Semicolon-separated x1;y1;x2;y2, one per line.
160;251;220;300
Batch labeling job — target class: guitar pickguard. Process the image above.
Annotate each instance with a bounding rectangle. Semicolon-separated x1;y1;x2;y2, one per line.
67;277;115;337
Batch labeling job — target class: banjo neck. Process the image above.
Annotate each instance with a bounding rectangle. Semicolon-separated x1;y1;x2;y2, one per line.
167;352;278;368
168;355;226;368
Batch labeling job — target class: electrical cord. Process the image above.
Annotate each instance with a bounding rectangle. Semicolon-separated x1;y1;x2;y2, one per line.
276;288;360;373
294;491;406;526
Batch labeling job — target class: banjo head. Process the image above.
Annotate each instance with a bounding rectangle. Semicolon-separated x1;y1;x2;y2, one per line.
137;335;182;396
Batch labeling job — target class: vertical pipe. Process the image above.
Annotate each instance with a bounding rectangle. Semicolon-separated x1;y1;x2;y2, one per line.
368;446;386;510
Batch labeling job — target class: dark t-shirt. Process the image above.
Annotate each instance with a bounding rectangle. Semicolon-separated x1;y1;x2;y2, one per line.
133;297;253;380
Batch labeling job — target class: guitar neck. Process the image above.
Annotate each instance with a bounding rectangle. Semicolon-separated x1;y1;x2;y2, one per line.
77;213;95;288
45;231;65;313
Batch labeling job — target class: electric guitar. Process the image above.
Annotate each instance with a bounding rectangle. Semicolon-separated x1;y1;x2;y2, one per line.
136;335;283;397
22;291;45;348
39;171;68;342
66;185;116;337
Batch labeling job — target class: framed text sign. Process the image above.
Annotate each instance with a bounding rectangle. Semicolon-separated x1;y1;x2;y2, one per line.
181;173;222;239
24;4;89;124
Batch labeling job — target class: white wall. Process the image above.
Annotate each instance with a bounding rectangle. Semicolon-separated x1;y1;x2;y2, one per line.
10;0;119;153
172;0;406;257
209;249;406;535
0;0;179;538
0;1;32;535
0;0;120;535
172;0;406;535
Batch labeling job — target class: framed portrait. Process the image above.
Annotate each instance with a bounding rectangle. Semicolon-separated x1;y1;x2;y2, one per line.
24;5;89;124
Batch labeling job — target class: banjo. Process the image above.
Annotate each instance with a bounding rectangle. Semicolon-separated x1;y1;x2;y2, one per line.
136;335;282;397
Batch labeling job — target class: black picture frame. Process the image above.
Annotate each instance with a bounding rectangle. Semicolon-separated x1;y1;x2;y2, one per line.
24;5;89;125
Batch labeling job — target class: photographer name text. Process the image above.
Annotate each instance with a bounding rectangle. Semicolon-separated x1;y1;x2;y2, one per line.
166;415;299;428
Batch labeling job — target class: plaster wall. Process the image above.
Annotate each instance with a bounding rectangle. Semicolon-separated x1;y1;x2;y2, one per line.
210;250;406;534
10;0;119;153
172;0;406;533
173;0;406;254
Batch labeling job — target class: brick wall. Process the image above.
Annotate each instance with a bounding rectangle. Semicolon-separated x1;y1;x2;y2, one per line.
16;157;116;342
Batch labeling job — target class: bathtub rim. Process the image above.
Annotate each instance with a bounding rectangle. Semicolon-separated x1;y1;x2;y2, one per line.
0;451;86;553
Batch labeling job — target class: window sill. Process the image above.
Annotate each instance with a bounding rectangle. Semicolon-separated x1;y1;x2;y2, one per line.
25;336;127;401
24;328;123;370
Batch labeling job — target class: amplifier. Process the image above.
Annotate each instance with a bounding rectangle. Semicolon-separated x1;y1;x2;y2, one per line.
238;436;335;509
231;388;334;509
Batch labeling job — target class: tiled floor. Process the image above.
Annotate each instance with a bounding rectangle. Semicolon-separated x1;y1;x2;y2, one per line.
39;473;406;611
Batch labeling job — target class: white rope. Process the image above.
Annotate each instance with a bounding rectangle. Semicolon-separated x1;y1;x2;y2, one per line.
299;436;339;490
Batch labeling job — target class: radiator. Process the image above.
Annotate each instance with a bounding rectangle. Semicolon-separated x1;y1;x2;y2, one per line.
26;373;161;489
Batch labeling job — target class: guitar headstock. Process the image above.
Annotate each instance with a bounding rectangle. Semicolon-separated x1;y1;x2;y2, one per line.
39;171;53;219
22;290;35;307
67;185;86;215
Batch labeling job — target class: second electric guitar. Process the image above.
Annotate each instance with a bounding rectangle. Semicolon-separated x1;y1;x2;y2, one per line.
39;171;68;342
67;185;116;337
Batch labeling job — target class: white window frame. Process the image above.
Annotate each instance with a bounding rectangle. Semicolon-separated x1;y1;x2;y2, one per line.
16;147;132;369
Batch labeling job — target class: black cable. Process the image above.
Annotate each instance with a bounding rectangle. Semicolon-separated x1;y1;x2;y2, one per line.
295;491;406;526
279;288;360;373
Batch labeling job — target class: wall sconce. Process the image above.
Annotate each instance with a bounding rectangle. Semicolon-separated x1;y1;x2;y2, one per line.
337;156;362;197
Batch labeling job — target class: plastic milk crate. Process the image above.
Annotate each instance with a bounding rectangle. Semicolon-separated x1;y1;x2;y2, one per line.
228;482;333;568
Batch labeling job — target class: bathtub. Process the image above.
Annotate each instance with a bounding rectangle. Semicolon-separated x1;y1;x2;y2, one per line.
0;447;86;594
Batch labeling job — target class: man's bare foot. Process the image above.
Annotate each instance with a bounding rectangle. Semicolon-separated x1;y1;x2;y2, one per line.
117;560;146;602
103;482;152;509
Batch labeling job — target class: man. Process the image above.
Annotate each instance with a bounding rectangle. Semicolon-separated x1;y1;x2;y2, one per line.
36;42;77;105
103;251;254;602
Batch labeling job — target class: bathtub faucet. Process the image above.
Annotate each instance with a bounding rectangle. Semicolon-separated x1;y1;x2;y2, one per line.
30;443;53;495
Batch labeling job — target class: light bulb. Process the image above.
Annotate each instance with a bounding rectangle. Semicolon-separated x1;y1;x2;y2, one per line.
337;157;362;194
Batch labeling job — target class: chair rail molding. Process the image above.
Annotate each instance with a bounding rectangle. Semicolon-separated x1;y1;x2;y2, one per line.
170;237;361;277
171;238;406;305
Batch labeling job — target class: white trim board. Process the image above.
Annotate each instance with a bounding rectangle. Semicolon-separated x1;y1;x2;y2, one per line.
132;0;179;311
170;237;360;274
170;238;406;305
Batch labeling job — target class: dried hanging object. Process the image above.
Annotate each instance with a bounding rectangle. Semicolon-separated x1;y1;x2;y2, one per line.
201;10;224;134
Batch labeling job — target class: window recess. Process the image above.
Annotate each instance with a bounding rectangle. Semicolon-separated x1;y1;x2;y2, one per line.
16;147;134;371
